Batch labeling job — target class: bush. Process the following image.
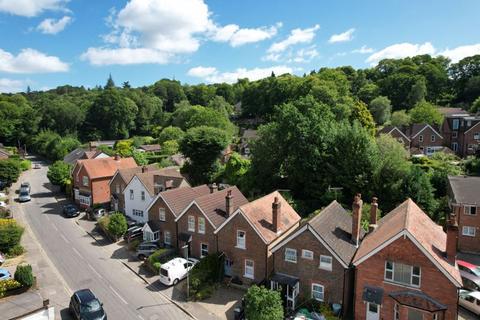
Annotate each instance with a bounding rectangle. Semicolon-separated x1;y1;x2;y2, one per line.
128;239;141;251
189;253;224;300
152;262;161;273
97;215;110;231
107;213;128;239
245;285;284;320
0;279;22;297
0;219;24;253
47;161;72;188
19;160;31;171
0;160;21;187
7;244;24;257
14;264;34;287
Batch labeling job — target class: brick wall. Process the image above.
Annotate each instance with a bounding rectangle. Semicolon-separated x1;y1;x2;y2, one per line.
148;196;178;248
410;126;444;150
109;174;126;212
457;205;480;254
354;236;458;320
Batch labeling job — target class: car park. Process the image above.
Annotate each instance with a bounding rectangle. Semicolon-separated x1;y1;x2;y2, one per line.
69;289;107;320
459;289;480;316
159;257;199;286
0;268;11;280
18;188;31;202
63;204;80;218
136;242;159;260
123;226;143;243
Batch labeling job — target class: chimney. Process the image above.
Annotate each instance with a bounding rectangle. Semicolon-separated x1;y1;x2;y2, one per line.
114;153;120;161
446;207;459;264
210;183;218;194
142;165;147;173
272;196;281;233
225;190;233;217
352;193;363;246
369;197;378;233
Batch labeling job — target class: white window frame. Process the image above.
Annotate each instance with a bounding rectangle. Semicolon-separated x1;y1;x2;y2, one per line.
319;255;333;271
159;208;166;221
384;261;421;288
452;142;458;152
198;217;205;234
311;283;324;302
188;216;195;232
453;119;459;130
115;184;120;194
141;191;145;201
302;249;313;260
419;135;424;142
82;176;89;187
394;303;399;320
236;230;246;249
164;231;171;245
463;226;476;237
130;189;134;200
200;243;208;258
474;132;480;140
431;135;435;142
132;209;143;217
465;205;477;216
284;248;297;263
244;259;254;279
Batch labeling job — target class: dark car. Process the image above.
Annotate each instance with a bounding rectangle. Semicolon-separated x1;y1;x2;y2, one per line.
123;226;143;243
69;289;106;320
63;204;80;218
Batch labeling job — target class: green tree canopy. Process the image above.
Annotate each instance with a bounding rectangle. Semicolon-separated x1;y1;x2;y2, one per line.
390;110;411;127
157;126;185;144
0;160;21;186
244;285;283;320
409;101;443;125
369;96;392;125
47;161;72;187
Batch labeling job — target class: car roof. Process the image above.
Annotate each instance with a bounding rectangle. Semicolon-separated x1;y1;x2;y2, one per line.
458;260;477;269
0;268;9;273
465;290;480;300
162;257;187;269
75;289;96;302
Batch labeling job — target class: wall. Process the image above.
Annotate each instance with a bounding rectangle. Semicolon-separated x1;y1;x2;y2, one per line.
148;196;178;248
109;174;126;213
123;176;154;223
457;205;480;254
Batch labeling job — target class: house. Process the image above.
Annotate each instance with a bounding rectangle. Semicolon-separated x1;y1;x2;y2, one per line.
408;123;444;156
352;198;462;320
109;164;159;213
441;112;480;157
175;186;249;259
239;129;258;157
123;166;189;223
0;147;11;160
377;126;411;149
136;144;162;153
448;175;480;254
215;191;301;286
269;197;367;315
63;147;109;166
72;155;137;208
144;184;211;246
169;154;186;167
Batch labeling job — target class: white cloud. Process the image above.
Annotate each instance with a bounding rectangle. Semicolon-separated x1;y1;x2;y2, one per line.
366;42;435;65
328;28;355;43
187;65;293;83
439;44;480;63
0;78;25;93
0;0;68;17
210;23;280;47
37;16;72;34
352;45;374;54
290;47;319;63
80;47;171;66
268;24;320;53
0;48;68;73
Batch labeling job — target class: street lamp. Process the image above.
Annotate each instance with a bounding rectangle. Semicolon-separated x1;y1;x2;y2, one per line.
181;244;189;301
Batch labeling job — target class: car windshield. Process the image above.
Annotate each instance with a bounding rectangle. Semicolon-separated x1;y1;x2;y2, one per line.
80;299;102;313
160;268;168;277
20;191;28;196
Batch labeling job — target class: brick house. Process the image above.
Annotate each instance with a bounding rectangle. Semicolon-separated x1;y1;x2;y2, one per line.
143;185;210;247
448;175;480;254
377;126;411;149
408;123;444;156
352;199;462;320
269;199;366;316
214;191;301;286
72;156;137;208
441;112;480;157
175;187;249;260
109;164;159;213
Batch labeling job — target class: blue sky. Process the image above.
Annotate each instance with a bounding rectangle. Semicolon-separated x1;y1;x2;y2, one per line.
0;0;480;93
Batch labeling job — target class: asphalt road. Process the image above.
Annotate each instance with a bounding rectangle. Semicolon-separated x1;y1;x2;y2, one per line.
18;160;190;320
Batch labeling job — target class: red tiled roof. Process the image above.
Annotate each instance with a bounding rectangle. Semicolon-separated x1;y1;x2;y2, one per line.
116;164;159;185
135;167;187;195
79;157;137;179
159;185;211;217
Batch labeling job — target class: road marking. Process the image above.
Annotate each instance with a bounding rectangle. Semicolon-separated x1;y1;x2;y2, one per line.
72;247;82;258
87;263;103;280
137;315;145;320
60;234;70;244
109;285;128;305
51;224;58;231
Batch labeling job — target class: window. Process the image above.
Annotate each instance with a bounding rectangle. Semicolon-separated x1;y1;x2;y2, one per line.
453;119;459;130
433;313;438;320
465;205;477;215
452;142;458;152
311;283;324;301
236;230;246;249
244;259;254;279
463;226;476;237
141;191;145;201
188;216;195;232
144;231;159;242
130;189;134;200
115;184;120;194
132;209;143;217
164;231;171;245
384;261;421;287
198;217;205;234
475;132;480;140
285;248;297;263
82;176;89;186
419;135;424;142
431;135;435;142
394;303;399;320
452;131;458;138
319;255;333;271
200;243;208;258
407;308;423;320
302;250;313;260
158;208;166;221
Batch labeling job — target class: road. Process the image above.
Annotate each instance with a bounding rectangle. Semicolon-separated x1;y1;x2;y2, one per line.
16;160;190;320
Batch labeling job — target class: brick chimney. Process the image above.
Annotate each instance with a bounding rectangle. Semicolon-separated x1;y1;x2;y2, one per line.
142;165;147;173
272;196;281;233
352;193;363;246
114;153;120;161
225;190;233;217
210;183;218;194
369;197;378;233
446;207;459;264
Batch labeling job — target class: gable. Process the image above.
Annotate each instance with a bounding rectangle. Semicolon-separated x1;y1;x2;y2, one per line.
218;210;265;244
389;127;411;142
124;176;149;197
411;124;443;140
148;195;176;219
175;201;216;229
108;171;124;187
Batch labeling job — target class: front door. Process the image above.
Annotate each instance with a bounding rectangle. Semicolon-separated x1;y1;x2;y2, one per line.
366;303;380;320
114;200;118;212
224;258;233;276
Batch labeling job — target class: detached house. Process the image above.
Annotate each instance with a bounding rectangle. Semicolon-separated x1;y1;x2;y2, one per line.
269;198;367;315
215;191;301;285
352;199;462;320
72;156;137;208
442;111;480;157
377;126;411;149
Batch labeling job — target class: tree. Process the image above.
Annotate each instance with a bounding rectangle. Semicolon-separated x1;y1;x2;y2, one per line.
172;105;234;136
470;96;480;114
403;166;438;217
0;95;38;145
350;100;376;135
157;126;185;144
105;74;115;89
244;285;283;320
150;79;186;112
14;264;33;287
47;161;71;187
132;150;148;166
390;110;411;127
357;82;379;104
369;96;392;125
0;160;21;186
407;78;427;107
161;140;179;156
107;213;128;239
409;101;443;125
223;152;251;190
0;220;24;253
114;140;134;157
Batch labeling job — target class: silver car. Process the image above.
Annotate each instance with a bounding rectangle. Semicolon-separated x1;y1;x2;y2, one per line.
136;242;159;260
18;188;31;202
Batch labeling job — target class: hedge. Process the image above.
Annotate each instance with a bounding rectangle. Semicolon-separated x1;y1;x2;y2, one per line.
14;264;34;287
0;219;24;254
189;253;224;300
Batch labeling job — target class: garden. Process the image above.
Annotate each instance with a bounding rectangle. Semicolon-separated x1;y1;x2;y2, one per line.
188;252;224;300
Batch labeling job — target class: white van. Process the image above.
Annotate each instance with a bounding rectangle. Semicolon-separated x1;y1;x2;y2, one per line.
459;289;480;316
159;257;199;286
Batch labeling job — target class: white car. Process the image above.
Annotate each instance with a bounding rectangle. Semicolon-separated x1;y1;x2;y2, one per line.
459;289;480;316
0;201;7;208
159;257;199;286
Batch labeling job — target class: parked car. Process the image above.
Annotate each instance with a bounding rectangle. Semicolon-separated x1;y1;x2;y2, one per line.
461;272;480;291
125;216;141;229
0;268;11;280
0;252;5;266
0;180;6;190
18;188;31;202
63;204;80;218
159;257;199;286
69;289;106;320
458;260;480;277
123;226;143;243
459;289;480;316
33;163;41;169
136;242;159;260
89;208;106;221
0;201;7;208
20;182;30;192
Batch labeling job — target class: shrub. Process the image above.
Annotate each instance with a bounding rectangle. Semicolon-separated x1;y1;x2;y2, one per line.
0;279;22;297
0;220;24;253
14;264;34;287
0;160;21;186
128;239;141;251
245;285;283;320
107;213;128;239
152;262;161;273
189;253;223;300
47;161;72;188
19;160;31;171
7;244;24;257
97;215;110;231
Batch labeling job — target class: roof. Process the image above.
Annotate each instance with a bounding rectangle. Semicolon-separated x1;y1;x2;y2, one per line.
75;289;96;302
448;175;480;205
353;199;462;286
114;164;159;185
271;273;299;287
134;167;186;195
146;220;162;232
138;144;161;152
438;107;469;116
237;191;300;244
78;157;137;180
242;129;258;140
63;147;87;165
409;123;443;139
389;291;447;312
153;185;211;217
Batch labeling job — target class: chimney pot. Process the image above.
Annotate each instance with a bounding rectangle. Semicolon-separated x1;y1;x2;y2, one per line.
272;196;281;233
114;153;120;160
210;183;218;194
142;165;147;173
225;190;233;217
352;193;363;246
369;197;378;232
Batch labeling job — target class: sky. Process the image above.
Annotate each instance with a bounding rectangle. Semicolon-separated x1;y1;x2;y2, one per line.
0;0;480;93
